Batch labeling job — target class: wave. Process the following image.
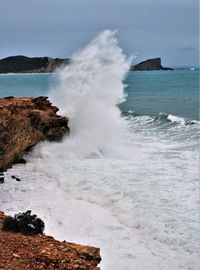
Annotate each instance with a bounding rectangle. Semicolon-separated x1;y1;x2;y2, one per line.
167;114;198;125
123;111;199;127
30;30;131;160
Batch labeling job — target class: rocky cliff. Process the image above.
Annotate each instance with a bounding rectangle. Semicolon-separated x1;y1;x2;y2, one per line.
0;56;70;73
130;58;173;71
0;96;70;171
0;211;101;270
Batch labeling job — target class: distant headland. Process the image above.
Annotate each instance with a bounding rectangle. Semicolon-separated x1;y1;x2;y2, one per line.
130;58;173;71
0;55;70;74
0;55;173;73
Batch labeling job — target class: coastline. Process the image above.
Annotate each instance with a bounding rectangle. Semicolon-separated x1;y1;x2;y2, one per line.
0;97;102;269
0;211;101;270
0;58;198;269
0;55;173;74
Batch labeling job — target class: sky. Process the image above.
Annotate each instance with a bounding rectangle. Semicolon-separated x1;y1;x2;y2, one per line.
0;0;199;66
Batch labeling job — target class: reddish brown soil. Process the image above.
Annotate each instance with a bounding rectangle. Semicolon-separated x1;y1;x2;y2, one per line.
0;212;101;270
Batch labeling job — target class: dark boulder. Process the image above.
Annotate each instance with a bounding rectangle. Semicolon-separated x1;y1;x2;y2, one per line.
13;158;26;165
0;177;4;184
2;210;45;235
11;175;21;181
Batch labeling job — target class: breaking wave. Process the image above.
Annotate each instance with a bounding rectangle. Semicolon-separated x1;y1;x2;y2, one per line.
44;30;132;158
123;111;199;127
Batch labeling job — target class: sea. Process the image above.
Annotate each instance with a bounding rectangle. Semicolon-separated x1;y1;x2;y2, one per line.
0;31;199;270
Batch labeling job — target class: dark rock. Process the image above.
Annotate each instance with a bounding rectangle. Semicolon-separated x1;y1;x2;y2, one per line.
130;58;173;71
13;158;26;165
11;175;21;181
4;96;14;99
2;210;45;235
0;177;4;184
0;55;71;73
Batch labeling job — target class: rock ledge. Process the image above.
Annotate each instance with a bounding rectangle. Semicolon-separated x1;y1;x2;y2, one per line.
0;211;101;270
0;96;70;171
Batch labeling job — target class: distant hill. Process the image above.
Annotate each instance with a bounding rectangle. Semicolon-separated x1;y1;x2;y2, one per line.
0;55;173;73
0;55;70;73
130;58;173;71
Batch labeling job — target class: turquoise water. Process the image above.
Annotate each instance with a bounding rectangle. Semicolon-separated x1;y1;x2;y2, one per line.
0;70;199;120
122;70;199;120
0;73;54;97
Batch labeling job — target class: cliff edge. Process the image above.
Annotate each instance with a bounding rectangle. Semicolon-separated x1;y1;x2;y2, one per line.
0;96;70;171
0;211;101;270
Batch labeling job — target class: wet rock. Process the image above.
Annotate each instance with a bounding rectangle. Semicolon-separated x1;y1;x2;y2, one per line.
11;175;21;181
13;158;26;165
2;210;45;235
0;177;4;184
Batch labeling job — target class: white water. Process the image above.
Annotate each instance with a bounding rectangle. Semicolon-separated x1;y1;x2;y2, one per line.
1;31;199;270
167;114;186;125
48;30;131;158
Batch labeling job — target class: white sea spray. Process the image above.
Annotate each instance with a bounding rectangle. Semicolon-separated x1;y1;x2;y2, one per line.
46;30;131;158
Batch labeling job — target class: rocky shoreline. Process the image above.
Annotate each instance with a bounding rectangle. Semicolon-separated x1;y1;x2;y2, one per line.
0;97;102;269
0;211;101;270
0;96;70;172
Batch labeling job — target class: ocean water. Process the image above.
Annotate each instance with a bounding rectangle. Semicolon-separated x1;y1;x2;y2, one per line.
0;31;199;270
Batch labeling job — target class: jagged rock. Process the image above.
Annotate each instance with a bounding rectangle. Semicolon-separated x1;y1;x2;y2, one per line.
0;55;70;73
2;210;45;235
0;96;70;171
11;175;21;181
67;243;101;266
13;158;26;165
130;58;173;71
0;211;101;270
0;177;4;184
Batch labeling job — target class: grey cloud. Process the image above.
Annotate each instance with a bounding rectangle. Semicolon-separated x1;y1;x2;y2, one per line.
178;46;195;51
0;0;198;66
